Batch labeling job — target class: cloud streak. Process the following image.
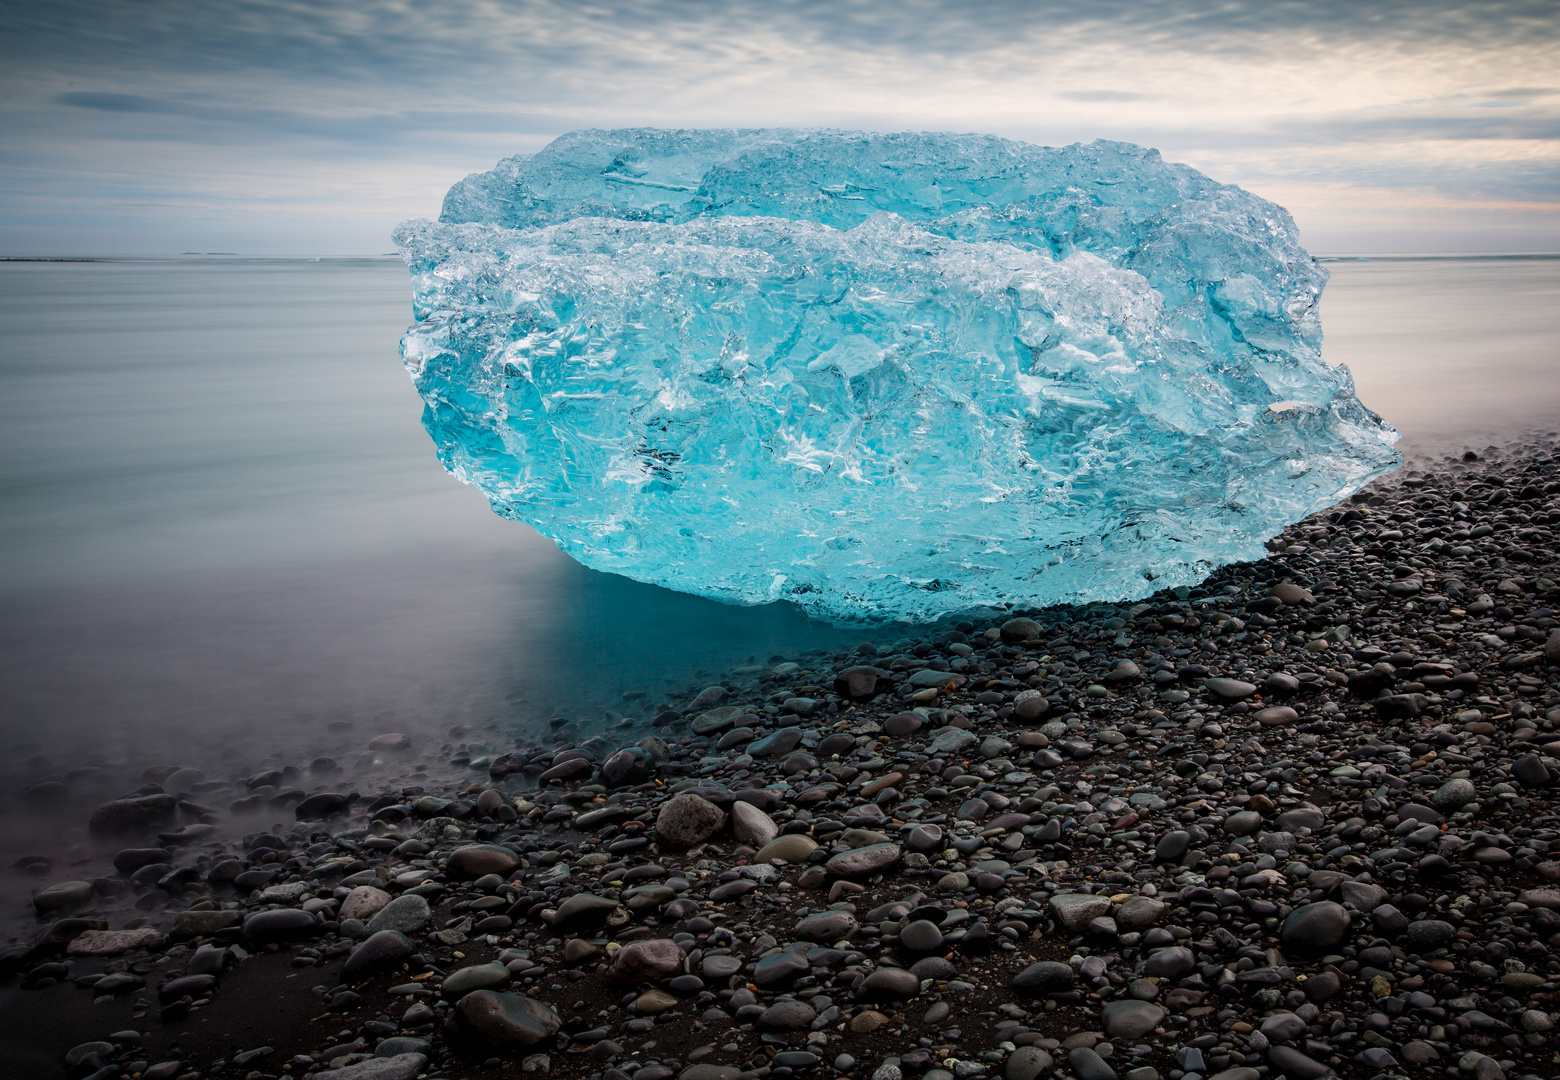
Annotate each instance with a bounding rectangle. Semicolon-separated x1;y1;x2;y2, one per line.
2;0;1557;252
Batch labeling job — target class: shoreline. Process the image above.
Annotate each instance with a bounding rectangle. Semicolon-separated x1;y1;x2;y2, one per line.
4;435;1559;1080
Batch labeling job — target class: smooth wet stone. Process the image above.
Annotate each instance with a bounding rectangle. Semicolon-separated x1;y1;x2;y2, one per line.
752;950;810;987
730;800;779;846
1153;830;1190;862
836;666;891;700
114;847;172;873
910;956;959;980
456;990;561;1048
94;972;146;994
374;1038;433;1059
679;1067;740;1080
1254;706;1299;726
1102;1000;1165;1039
610;938;685;981
548;892;618;930
634;989;680;1014
66;928;160;956
339;886;393;921
170;910;242;939
1203;677;1256;700
242;908;319;941
899;919;944;952
185;943;228;976
1002;618;1042;642
702;954;743;980
759;1000;817;1029
1265;1046;1330;1080
749;726;804;758
602;747;654;786
1050;892;1111;932
343;931;415;979
89;794;178;835
366;895;432;935
447;844;520;878
1432;778;1477;811
656;793;726;848
1271;582;1314;606
906;824;944;852
1339;880;1387;912
1404;919;1456;950
1223;811;1262;836
1068;1047;1117;1080
796;911;858;942
1013;961;1075;993
33;881;94;911
826;842;901;876
1008;695;1047;726
1281;901;1350;950
926;729;978;755
368;733;411;751
1276;805;1325;831
937;871;969;892
443;962;511;997
1141;946;1195;978
1114;896;1167;932
885;713;924;736
755;834;817;863
1006;1047;1054;1080
691;707;742;734
158;973;216;1001
1511;753;1551;787
862;967;921;999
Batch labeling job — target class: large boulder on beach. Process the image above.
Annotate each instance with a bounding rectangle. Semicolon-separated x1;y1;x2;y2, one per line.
656;793;725;848
88;795;178;836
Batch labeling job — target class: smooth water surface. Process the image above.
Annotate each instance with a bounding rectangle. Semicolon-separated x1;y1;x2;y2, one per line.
0;254;1554;782
1321;255;1560;454
0;257;880;786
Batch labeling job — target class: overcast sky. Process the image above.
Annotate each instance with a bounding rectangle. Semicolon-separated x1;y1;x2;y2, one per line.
2;0;1557;254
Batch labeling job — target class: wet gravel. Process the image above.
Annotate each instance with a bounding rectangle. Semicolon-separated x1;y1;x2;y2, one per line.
5;437;1560;1080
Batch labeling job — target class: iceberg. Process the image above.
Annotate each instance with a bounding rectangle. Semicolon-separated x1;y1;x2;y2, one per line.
395;129;1398;623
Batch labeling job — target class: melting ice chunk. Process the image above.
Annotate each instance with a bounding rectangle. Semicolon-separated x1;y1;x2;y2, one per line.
394;129;1398;623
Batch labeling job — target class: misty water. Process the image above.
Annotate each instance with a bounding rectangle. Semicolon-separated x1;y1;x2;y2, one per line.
0;252;1555;910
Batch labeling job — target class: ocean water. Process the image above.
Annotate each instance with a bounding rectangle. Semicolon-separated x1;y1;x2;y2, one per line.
0;254;1555;785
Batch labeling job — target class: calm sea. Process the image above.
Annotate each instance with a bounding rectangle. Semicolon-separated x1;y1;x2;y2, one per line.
0;254;1555;780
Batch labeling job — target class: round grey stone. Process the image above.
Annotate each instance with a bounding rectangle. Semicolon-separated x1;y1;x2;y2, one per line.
1102;999;1165;1039
861;967;921;999
1006;1047;1054;1080
1431;778;1477;811
796;911;858;942
1013;960;1075;993
366;894;432;935
656;794;726;848
899;919;944;952
343;931;414;978
1281;901;1350;950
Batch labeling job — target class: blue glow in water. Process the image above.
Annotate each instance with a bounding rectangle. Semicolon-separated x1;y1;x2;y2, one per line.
399;129;1400;622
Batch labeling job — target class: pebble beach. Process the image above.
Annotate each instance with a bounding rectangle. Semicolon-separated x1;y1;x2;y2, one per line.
6;435;1560;1080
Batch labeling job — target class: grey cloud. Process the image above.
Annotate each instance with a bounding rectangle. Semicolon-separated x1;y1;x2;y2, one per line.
3;0;1558;253
1057;91;1148;103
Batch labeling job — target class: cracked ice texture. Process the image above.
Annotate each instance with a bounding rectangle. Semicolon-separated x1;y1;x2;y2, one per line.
395;129;1399;623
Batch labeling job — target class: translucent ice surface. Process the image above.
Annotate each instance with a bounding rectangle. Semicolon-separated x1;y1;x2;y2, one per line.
395;129;1399;623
